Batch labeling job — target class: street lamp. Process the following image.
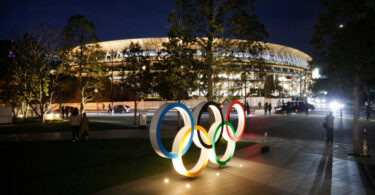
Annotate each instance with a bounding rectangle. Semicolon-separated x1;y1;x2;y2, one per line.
111;50;114;115
94;88;98;115
244;70;250;115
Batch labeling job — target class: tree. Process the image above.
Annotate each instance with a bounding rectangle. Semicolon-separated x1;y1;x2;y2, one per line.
120;42;153;125
6;36;34;118
154;31;201;128
61;15;105;114
168;0;268;102
155;28;200;101
311;0;375;155
4;26;65;123
29;26;65;123
263;75;282;98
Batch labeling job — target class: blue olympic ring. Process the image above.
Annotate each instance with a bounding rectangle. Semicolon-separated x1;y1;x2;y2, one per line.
155;103;194;159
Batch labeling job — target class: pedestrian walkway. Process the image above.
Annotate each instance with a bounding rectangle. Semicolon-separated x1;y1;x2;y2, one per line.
95;136;375;195
0;128;179;142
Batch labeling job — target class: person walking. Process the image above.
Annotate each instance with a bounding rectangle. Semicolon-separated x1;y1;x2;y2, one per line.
69;108;81;143
366;105;371;120
324;111;335;143
268;103;272;115
61;106;65;119
80;113;89;141
305;102;309;116
246;102;250;115
264;103;268;115
64;106;68;119
286;102;291;116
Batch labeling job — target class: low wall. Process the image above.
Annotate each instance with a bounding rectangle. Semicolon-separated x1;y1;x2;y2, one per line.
0;106;12;124
52;97;292;112
52;98;207;112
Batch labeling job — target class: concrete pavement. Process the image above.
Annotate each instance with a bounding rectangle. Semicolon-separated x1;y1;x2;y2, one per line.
95;136;375;195
2;112;375;194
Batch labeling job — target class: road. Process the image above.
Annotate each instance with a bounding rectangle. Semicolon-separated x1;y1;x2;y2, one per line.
88;109;375;150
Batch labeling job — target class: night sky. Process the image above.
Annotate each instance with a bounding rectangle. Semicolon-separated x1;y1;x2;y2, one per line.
0;0;324;55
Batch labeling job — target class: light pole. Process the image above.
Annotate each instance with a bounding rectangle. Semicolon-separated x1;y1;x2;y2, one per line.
111;50;114;115
244;71;247;113
94;88;98;115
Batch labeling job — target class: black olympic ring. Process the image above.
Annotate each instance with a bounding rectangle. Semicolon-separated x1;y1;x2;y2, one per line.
193;102;224;149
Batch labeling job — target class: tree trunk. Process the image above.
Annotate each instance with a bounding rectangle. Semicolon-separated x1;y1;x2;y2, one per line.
206;50;214;102
80;89;85;115
206;0;214;102
177;99;181;129
134;99;137;125
352;81;360;155
42;113;46;124
40;104;45;124
22;101;28;118
79;38;84;116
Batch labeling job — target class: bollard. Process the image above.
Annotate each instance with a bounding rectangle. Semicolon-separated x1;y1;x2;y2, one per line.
362;127;370;157
264;132;268;145
139;113;147;129
261;131;270;153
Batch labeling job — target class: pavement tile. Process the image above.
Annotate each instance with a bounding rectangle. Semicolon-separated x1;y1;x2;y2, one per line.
94;136;375;195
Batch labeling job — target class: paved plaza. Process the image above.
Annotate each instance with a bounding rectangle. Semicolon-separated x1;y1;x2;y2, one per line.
95;136;375;195
2;111;375;194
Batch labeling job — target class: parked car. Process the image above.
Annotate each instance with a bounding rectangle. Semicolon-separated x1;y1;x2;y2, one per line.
113;105;131;113
275;101;315;114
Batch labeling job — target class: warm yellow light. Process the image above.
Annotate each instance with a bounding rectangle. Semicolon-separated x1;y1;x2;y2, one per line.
54;113;60;119
185;184;191;188
172;125;210;178
240;164;243;167
164;178;169;183
216;172;220;176
45;113;54;120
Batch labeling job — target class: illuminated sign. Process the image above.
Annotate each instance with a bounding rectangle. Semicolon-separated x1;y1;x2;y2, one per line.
149;101;246;178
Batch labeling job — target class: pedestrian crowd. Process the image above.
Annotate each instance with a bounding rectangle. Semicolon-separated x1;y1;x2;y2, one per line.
261;101;310;116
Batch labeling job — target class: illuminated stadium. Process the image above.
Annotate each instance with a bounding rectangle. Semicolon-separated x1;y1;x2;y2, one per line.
93;37;312;99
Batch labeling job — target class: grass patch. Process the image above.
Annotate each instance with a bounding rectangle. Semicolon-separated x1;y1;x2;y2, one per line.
1;139;255;194
0;120;134;134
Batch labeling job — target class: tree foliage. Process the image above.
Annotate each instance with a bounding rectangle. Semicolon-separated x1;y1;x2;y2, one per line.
167;0;268;102
263;75;282;98
61;14;105;114
5;26;66;122
120;42;153;124
311;0;375;154
312;0;375;87
155;33;200;101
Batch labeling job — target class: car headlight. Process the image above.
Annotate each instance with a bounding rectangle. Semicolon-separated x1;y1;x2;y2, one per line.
329;101;341;110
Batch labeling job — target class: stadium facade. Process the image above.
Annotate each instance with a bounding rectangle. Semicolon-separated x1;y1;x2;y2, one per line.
93;37;312;99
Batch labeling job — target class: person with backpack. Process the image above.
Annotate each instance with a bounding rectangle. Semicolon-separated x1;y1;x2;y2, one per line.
324;111;335;144
80;113;89;141
69;108;81;143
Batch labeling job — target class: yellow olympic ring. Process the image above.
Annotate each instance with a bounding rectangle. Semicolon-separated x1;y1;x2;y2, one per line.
172;125;210;177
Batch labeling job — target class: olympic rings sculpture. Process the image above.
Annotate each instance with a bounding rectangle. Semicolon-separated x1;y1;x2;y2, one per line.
149;100;246;178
